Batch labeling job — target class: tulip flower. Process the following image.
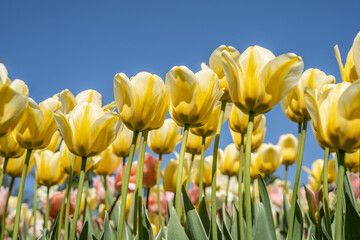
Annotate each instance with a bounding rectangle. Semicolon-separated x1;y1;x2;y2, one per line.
229;105;263;134
185;131;213;155
250;152;263;180
303;159;337;192
280;97;304;124
162;159;188;193
34;150;66;187
278;134;298;166
4;153;34;178
344;150;359;173
192;155;213;188
93;176;115;204
219;144;240;177
49;191;75;220
111;126;140;158
143;153;158;188
115;162;137;193
93;147;121;176
334;32;360;83
147;192;168;217
44;131;62;152
0;63;29;138
257;143;281;175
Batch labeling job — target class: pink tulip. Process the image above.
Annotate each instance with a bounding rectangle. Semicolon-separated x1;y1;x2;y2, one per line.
143;153;158;188
115;162;137;193
93;176;115;203
188;184;199;206
269;185;284;207
147;192;168;217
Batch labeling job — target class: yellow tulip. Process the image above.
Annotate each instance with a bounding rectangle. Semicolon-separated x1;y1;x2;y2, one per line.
257;143;281;175
162;159;188;193
93;147;121;176
54;102;122;157
282;68;335;120
16;98;60;150
303;159;337;191
334;32;360;83
201;45;241;101
4;152;34;178
278;134;298;166
250;153;263;180
34;150;67;187
165;66;222;127
124;192;133;220
222;45;304;114
280;96;303;123
44;131;62;152
193;155;214;188
0;130;25;158
229;105;263;134
344;150;359;173
218;143;240;177
231;115;266;152
0;63;29;137
148;118;182;155
185;131;213;155
190;101;232;137
111;125;140;158
81;188;97;212
114;72;169;132
59;141;99;176
305;81;360;152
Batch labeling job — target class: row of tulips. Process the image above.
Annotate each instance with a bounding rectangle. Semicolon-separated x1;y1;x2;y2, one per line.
0;31;360;240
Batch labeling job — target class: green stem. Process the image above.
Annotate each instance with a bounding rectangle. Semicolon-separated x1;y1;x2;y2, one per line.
156;153;164;228
211;100;227;240
1;177;14;239
44;186;50;229
102;175;109;211
175;124;190;216
57;177;69;240
198;136;206;206
117;131;139;240
12;148;32;240
64;154;76;240
238;136;245;240
317;166;324;191
109;193;120;217
0;157;9;189
69;156;87;240
145;188;150;209
284;165;288;194
244;112;255;240
83;172;90;221
287;120;308;240
225;175;231;206
322;147;332;238
32;180;38;240
185;154;195;191
335;150;346;240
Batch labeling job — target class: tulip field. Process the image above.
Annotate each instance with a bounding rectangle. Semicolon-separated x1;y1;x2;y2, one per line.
1;30;360;240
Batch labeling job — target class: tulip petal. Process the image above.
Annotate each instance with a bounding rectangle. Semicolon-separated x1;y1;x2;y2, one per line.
10;79;29;96
57;89;77;114
54;109;75;153
114;73;135;113
210;45;240;79
0;63;9;85
338;80;360;120
222;51;241;105
304;86;319;129
76;89;102;106
353;32;360;78
334;45;345;81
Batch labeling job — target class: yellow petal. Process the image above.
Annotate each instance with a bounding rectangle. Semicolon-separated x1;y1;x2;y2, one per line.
56;89;77;114
114;73;135;114
76;89;102;106
353;32;360;79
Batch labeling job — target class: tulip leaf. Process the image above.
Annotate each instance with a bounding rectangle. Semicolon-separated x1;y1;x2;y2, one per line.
167;206;189;240
85;203;98;238
293;200;304;240
140;208;154;240
155;227;164;240
182;186;208;240
253;203;275;240
222;205;232;230
319;216;332;240
50;213;60;240
344;172;357;210
222;221;233;240
199;197;211;235
345;192;360;239
209;216;223;240
21;217;29;239
283;191;290;227
230;203;239;239
257;175;277;240
304;186;317;224
79;221;89;240
100;211;115;240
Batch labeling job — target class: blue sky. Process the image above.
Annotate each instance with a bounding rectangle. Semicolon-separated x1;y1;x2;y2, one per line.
1;1;359;193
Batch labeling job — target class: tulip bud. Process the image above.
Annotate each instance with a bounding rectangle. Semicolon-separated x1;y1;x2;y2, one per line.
278;134;298;166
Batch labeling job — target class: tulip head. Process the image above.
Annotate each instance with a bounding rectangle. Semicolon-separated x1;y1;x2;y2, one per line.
54;102;122;157
143;153;158;188
148;118;182;155
114;72;169;132
219;143;240;177
44;131;62;152
304;159;337;192
111;126;139;158
165;66;223;127
222;45;304;114
229;106;262;134
0;130;25;158
34;150;66;187
115;162;137;194
193;155;214;188
345;150;360;173
257;143;281;175
280;95;304;123
162;159;188;193
93;147;121;176
4;152;34;178
250;153;263;180
185;131;213;155
278;134;298;166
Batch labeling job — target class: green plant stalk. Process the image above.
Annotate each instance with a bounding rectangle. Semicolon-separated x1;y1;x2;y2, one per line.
57;176;70;240
335;150;346;240
322;147;332;238
175;124;190;217
44;186;50;229
238;135;245;240
12;148;32;240
102;175;109;211
145;188;150;209
244;112;255;240
0;157;9;188
156;153;164;228
185;154;195;191
1;177;14;239
82;172;90;221
198;136;206;206
317;166;324;190
287;120;308;240
69;156;87;240
32;180;38;240
211;100;227;240
284;165;288;194
64;154;76;240
117;131;139;240
225;175;231;206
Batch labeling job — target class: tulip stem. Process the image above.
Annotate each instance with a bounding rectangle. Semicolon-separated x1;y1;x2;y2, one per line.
244;112;255;240
70;156;87;240
44;186;50;230
0;157;9;189
102;175;109;211
322;147;332;238
83;172;90;221
238;136;245;240
32;181;38;240
109;193;120;217
335;150;346;240
146;188;150;209
57;177;69;240
12;148;32;240
156;153;164;228
175;124;190;217
198;136;206;206
211;100;227;240
118;131;140;240
225;175;231;206
1;177;14;240
185;154;195;191
287;120;307;240
284;165;288;194
64;154;76;240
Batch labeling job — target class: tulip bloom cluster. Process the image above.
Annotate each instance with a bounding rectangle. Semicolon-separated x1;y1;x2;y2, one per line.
0;32;360;240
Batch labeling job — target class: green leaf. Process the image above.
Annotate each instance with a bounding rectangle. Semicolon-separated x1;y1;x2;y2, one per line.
182;186;208;240
167;207;189;240
223;206;232;231
100;211;115;240
257;175;277;240
283;191;290;227
345;192;360;239
293;200;304;240
79;221;89;240
155;227;164;240
199;197;211;236
50;213;60;240
230;203;239;240
21;217;28;240
85;203;98;238
319;216;332;240
141;209;154;240
222;221;233;240
253;203;275;240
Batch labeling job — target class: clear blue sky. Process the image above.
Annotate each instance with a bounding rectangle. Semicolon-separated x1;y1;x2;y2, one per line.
1;1;359;194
